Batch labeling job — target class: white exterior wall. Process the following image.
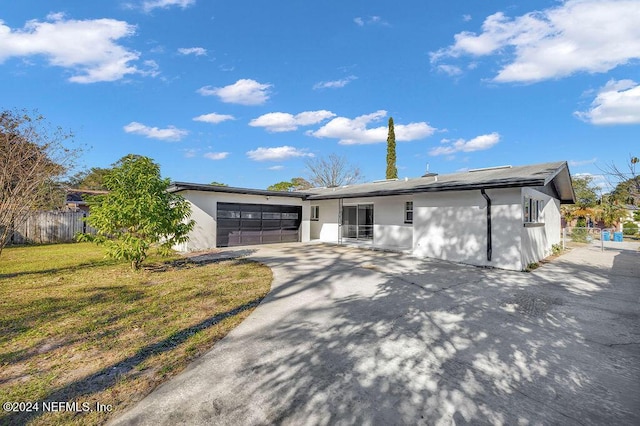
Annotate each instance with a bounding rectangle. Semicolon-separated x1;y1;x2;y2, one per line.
176;190;307;252
310;199;340;242
366;195;413;249
521;187;561;267
308;195;413;248
176;185;563;270
413;188;523;270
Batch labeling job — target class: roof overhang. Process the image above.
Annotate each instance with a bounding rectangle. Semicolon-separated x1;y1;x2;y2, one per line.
170;162;577;204
304;178;549;200
168;182;307;199
306;163;576;202
544;163;575;204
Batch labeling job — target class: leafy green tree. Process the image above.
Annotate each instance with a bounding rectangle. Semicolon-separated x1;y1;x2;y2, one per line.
210;181;228;186
82;155;194;269
386;117;397;179
597;196;627;228
562;175;600;228
267;177;312;192
609;176;640;206
573;175;599;208
268;181;295;191
68;167;111;190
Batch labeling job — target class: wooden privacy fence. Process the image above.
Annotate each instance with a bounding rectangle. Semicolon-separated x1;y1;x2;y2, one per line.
7;211;97;245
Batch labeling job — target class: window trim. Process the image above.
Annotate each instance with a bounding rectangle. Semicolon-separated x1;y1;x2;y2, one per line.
311;205;320;221
404;201;413;224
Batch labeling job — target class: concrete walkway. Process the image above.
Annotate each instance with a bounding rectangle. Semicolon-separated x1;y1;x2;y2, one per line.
111;243;640;425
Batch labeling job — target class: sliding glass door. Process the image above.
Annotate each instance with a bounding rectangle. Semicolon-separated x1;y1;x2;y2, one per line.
341;204;373;240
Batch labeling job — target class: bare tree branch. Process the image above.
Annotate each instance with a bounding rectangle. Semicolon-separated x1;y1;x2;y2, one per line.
305;154;363;188
0;109;80;255
599;154;639;202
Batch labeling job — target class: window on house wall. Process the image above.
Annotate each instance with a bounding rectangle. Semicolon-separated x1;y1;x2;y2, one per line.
311;205;319;221
523;197;544;223
405;201;413;224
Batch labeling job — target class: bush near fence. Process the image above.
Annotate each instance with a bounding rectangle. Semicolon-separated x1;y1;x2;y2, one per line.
6;211;97;245
562;226;607;248
622;221;638;236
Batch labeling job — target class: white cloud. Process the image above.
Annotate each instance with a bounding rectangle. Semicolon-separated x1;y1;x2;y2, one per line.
246;146;314;162
0;14;147;83
313;76;357;90
203;152;229;160
436;64;463;76
308;110;436;145
569;158;597;167
193;113;235;124
429;132;500;156
123;121;188;141
178;47;207;56
197;79;272;105
463;14;472;22
249;110;335;132
431;0;640;83
574;79;640;125
354;16;390;27
142;0;195;12
183;148;198;158
268;165;284;170
140;59;160;77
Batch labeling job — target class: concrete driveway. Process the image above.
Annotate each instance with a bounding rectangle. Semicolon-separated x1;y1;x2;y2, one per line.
112;242;640;425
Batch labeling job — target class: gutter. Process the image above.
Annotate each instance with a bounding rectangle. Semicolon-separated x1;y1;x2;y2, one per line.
480;189;492;262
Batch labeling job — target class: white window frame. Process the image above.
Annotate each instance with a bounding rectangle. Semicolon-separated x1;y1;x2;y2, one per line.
523;197;544;224
404;201;413;224
311;205;320;221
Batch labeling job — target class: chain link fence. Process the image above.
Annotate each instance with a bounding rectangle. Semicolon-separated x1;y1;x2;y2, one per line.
561;227;626;251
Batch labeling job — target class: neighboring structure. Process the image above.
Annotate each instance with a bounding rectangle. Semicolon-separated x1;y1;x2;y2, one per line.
65;189;108;212
169;161;575;271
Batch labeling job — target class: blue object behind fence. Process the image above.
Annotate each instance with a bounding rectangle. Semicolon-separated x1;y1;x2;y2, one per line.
613;232;623;242
602;231;610;241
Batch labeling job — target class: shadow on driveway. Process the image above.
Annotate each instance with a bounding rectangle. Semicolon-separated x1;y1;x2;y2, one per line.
112;243;640;425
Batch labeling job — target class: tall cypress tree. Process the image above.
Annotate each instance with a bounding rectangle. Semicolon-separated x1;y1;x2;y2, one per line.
386;117;398;179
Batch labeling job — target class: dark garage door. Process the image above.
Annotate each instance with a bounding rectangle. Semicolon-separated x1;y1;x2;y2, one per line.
216;202;302;247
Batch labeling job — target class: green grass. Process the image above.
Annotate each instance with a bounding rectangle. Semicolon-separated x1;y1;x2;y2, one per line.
0;243;272;425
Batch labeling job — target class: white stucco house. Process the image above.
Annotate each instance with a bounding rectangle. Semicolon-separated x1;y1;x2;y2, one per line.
169;161;575;271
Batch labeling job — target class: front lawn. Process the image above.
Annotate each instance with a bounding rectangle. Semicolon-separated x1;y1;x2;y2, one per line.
0;243;272;425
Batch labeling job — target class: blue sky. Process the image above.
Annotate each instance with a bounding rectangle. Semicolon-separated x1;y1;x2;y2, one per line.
1;0;638;191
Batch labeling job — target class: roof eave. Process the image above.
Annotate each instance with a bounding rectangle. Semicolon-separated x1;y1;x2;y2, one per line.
543;162;575;204
168;182;308;199
306;179;547;200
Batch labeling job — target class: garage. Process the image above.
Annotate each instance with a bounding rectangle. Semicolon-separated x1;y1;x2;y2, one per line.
216;202;302;247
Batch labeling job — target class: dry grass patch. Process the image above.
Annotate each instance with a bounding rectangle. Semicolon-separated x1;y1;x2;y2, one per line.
0;243;271;425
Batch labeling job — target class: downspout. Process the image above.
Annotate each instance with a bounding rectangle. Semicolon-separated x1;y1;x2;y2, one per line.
338;198;343;245
480;189;492;262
